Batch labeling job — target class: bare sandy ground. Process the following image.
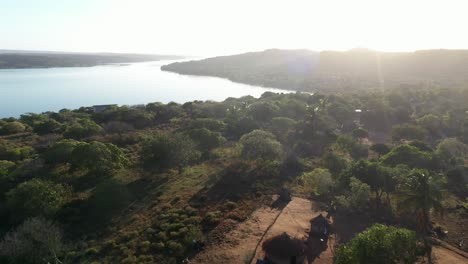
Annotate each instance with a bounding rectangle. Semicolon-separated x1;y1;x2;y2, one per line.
190;206;282;264
251;197;333;264
433;246;468;264
190;197;467;264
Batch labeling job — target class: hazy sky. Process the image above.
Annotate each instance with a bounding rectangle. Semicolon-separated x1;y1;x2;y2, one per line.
1;0;467;56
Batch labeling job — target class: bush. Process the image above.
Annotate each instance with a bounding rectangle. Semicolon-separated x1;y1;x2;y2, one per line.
0;160;15;180
381;144;432;168
186;128;226;154
300;168;334;196
322;151;348;175
43;139;82;164
71;141;128;174
88;178;131;220
335;224;423;264
238;130;283;161
0;142;34;162
189;118;226;131
391;124;427;142
0;121;26;135
7;179;71;221
335;177;370;212
0;217;65;264
33;119;62;135
64;119;102;139
141;133;200;170
436;138;468;169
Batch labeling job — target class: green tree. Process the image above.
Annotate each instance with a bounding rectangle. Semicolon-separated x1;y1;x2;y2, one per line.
397;169;445;263
381;144;432;169
43;139;82;164
186;128;226;155
391;124;427;142
322;151;348;175
238;130;283;161
435;138;468;169
299;168;334;197
71;141;128;175
6;179;71;221
88;179;131;221
416;114;442;137
0;160;15;180
0;121;26;135
335;177;371;212
141;133;201;171
63;119;102;139
352;127;368;140
247;102;279;122
189;118;226;132
370;143;390;158
335;224;423;264
270;117;296;140
33;119;62;135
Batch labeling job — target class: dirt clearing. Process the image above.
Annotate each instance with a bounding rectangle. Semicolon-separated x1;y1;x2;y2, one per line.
190;206;282;264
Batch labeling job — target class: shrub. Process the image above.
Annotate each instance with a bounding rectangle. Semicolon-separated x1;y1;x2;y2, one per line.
141;133;200;170
7;179;71;221
238;130;283;161
391;124;427;142
381;144;432;168
0;160;15;180
335;177;370;212
71;141;128;174
186;128;226;154
64;119;102;139
335;224;423;264
0;217;65;264
88;178;131;220
0;121;26;135
43;139;82;164
300;168;334;196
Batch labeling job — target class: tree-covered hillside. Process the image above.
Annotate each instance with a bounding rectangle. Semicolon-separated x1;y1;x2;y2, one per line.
0;87;467;263
0;52;183;69
162;49;468;93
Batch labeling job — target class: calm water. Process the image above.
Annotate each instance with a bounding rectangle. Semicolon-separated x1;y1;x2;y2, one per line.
0;60;290;118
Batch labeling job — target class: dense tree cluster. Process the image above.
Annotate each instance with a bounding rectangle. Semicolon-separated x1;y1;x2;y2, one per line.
0;86;466;263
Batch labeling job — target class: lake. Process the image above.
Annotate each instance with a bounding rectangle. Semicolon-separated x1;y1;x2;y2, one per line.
0;60;290;118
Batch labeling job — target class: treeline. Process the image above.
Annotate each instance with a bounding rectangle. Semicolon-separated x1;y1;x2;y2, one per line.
0;52;183;69
0;86;466;263
162;48;468;93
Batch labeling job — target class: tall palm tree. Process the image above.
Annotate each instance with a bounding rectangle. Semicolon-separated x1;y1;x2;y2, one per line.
397;169;445;263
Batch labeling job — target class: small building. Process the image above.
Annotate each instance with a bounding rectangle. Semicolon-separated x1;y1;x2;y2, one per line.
92;104;117;113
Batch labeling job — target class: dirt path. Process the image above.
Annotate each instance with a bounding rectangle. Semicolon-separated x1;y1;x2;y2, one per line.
433;246;468;264
191;206;282;264
251;197;334;264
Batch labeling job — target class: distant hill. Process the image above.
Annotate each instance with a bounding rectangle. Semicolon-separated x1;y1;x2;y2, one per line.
0;51;183;69
161;49;468;92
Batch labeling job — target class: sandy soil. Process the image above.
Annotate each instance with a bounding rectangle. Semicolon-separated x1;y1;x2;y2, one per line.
433;246;468;264
190;206;282;264
250;197;334;264
190;197;467;264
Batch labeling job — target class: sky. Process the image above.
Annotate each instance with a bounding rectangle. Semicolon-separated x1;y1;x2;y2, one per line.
1;0;468;56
